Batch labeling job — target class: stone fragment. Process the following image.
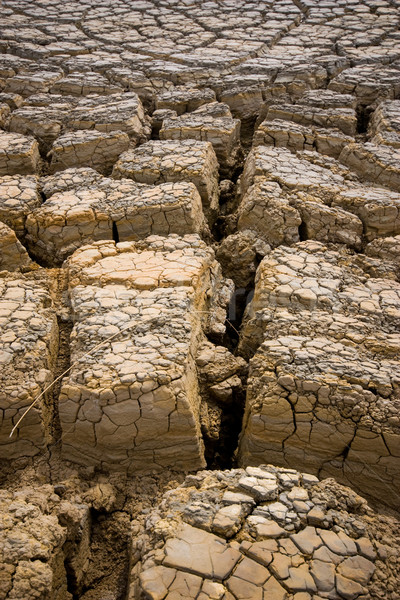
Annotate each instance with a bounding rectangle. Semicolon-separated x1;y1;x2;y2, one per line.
284;564;317;594
151;108;177;136
215;230;271;288
163;523;241;580
246;517;286;539
156;86;216;114
0;174;41;237
329;65;400;105
366;235;400;267
208;375;241;404
134;464;396;600
312;546;343;566
339;142;400;192
235;179;301;247
83;482;116;512
26;180;207;264
290;527;322;555
369;100;400;148
239;242;400;507
139;565;176;600
337;555;375;585
335;574;364;600
198;580;226;600
68;92;151;143
232;556;270;585
168;569;203;598
239;473;278;501
50;72;123;96
262;104;357;136
40;167;105;198
47;130;130;174
0;92;24;110
0;131;40;176
222;491;255;506
269;553;291;579
113;139;219;220
4;69;63;97
59;235;228;472
0;277;58;459
329;185;400;241
254;118;353;159
241;145;346;196
290;191;363;249
218;85;265;131
8;105;66;152
355;537;376;562
0;222;32;271
296;90;358;110
226;575;263;600
318;530;357;557
262;575;288;600
242;541;276;569
212;504;244;538
307;507;330;528
159;102;241;177
309;559;336;592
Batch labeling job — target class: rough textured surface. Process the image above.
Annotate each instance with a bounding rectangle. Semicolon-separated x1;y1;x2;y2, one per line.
369;100;400;148
26;178;208;264
155;86;216;115
241;145;400;242
132;467;400;600
239;242;400;508
68;93;151;142
113;139;219;221
8;92;150;153
261;104;357;136
0;222;32;272
0;174;41;237
59;235;229;472
0;482;95;600
235;180;301;248
0;131;40;176
1;1;400;598
339;142;400;191
254;118;354;159
159;102;242;177
47;130;130;175
0;275;58;459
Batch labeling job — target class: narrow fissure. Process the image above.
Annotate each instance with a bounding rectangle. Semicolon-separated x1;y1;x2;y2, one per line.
201;142;256;467
238;116;258;152
202;282;251;469
225;286;253;351
298;220;308;241
205;383;247;470
47;319;73;467
356;104;373;135
24;241;60;268
78;509;131;600
112;221;120;243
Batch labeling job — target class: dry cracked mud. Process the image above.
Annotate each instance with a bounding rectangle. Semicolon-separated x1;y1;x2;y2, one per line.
0;1;400;599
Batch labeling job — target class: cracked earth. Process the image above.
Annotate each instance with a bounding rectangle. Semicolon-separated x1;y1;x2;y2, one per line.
0;0;400;599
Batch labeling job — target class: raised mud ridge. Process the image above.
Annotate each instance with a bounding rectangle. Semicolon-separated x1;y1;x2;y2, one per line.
0;1;400;599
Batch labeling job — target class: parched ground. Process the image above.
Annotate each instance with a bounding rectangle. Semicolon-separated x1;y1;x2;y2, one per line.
0;1;400;599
